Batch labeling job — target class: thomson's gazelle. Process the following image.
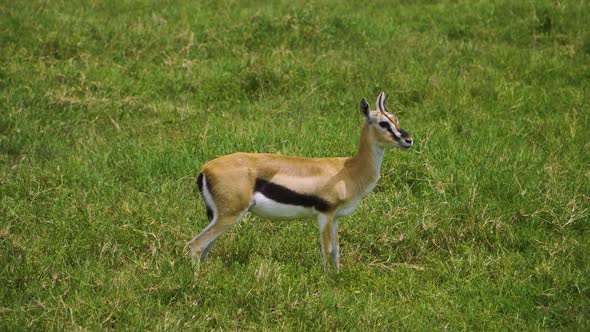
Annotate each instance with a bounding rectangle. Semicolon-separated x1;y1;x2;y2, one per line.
190;92;413;271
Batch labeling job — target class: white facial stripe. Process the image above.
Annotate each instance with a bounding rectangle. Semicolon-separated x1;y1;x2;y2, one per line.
390;122;401;137
380;116;401;138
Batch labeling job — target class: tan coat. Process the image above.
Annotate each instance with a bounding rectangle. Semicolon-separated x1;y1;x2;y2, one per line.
189;92;413;271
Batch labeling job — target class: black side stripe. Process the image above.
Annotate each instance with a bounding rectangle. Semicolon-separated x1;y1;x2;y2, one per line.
197;172;214;221
254;178;331;212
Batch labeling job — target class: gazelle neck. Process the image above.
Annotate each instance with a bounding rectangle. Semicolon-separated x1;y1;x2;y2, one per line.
347;123;385;193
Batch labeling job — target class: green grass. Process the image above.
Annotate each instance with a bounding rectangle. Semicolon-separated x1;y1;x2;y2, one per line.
1;0;589;329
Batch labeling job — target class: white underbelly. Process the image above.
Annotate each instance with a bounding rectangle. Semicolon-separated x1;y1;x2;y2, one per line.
249;193;317;220
335;198;360;217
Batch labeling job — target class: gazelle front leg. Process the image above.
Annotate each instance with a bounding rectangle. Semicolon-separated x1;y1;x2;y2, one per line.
318;213;335;272
331;218;340;271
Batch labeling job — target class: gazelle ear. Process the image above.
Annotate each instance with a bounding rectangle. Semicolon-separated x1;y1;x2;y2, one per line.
360;98;371;123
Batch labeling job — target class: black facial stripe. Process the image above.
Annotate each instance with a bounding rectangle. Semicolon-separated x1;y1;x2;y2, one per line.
379;121;401;141
254;178;331;212
399;128;410;139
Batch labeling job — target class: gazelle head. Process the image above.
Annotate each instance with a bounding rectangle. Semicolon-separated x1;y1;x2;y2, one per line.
360;92;413;149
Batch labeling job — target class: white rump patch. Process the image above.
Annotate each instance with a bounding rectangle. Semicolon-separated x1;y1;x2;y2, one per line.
201;174;217;220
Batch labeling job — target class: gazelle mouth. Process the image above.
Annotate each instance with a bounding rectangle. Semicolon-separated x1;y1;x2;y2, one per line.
401;138;413;149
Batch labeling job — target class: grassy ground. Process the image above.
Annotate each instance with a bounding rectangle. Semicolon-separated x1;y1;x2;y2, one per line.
1;0;589;330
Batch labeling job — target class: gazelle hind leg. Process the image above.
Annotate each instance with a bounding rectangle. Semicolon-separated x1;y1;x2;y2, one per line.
187;218;216;258
318;213;334;272
201;208;249;259
189;209;248;262
190;171;253;263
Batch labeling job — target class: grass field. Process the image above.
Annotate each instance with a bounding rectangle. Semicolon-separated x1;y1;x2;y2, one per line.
1;0;589;329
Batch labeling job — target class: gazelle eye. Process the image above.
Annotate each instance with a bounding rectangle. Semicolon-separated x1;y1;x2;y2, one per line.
378;121;389;129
